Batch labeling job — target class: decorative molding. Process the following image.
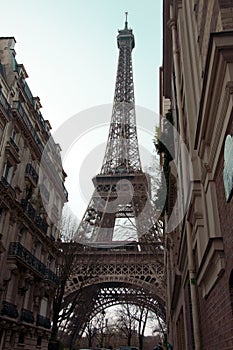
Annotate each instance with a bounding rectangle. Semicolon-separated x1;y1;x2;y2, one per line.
195;31;233;152
197;237;225;298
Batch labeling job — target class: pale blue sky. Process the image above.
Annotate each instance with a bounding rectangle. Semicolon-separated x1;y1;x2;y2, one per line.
1;0;163;218
1;0;162;124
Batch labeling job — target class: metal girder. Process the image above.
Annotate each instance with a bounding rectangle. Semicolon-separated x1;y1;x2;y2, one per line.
66;248;165;301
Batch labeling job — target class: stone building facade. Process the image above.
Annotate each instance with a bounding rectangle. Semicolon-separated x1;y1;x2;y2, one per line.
0;37;68;349
161;1;233;349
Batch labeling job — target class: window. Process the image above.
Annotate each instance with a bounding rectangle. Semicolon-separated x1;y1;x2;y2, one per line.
40;297;48;317
50;224;56;240
36;336;42;346
3;161;14;184
11;129;16;141
176;308;186;350
0;329;4;346
10;331;15;347
0;208;4;237
0;126;3;142
18;332;25;344
9;129;19;153
32;242;41;258
18;227;26;244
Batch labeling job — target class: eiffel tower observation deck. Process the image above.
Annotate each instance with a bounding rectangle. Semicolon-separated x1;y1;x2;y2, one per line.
60;15;165;345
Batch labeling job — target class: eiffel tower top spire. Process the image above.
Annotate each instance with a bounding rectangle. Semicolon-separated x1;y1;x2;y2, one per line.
125;11;128;29
100;16;141;175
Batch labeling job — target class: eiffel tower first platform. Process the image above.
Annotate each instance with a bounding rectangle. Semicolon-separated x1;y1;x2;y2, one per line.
61;15;165;344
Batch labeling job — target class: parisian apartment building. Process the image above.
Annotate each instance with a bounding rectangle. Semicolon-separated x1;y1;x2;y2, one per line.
161;0;233;349
0;37;68;349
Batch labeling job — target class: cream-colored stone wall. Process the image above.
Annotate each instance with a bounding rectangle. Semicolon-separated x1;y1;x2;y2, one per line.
163;0;233;349
0;37;68;350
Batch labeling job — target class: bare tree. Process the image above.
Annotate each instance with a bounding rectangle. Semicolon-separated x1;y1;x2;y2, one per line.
134;306;149;350
49;207;79;348
115;304;164;350
84;314;101;347
115;304;137;346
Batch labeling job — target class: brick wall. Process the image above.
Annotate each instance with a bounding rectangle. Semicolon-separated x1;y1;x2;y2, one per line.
198;119;233;349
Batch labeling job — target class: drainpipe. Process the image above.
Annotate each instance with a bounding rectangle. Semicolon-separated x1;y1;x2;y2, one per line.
168;5;201;350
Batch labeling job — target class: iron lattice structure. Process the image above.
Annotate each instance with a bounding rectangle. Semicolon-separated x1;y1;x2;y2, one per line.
62;18;165;343
75;18;161;246
61;243;165;342
101;21;141;175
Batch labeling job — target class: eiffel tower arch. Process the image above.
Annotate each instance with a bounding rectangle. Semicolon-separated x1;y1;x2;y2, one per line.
62;16;165;341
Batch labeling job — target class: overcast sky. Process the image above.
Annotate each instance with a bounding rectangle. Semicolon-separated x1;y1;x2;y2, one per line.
1;0;162;219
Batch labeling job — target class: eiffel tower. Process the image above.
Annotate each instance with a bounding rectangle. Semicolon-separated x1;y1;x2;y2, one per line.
62;15;165;344
75;14;161;248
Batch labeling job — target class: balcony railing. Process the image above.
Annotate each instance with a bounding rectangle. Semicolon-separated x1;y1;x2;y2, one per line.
21;199;49;234
1;301;19;319
0;89;10;115
25;163;39;185
12;101;43;152
8;242;59;285
21;199;36;220
21;308;34;324
36;314;51;329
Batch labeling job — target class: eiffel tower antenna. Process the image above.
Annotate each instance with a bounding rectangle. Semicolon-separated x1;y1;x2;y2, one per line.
125;11;128;29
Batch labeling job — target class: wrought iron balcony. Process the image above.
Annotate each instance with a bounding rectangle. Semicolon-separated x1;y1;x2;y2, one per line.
1;301;19;319
21;199;48;234
12;101;43;152
8;242;59;285
0;89;10;116
21;308;34;324
36;314;51;329
25;163;39;185
21;199;36;220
